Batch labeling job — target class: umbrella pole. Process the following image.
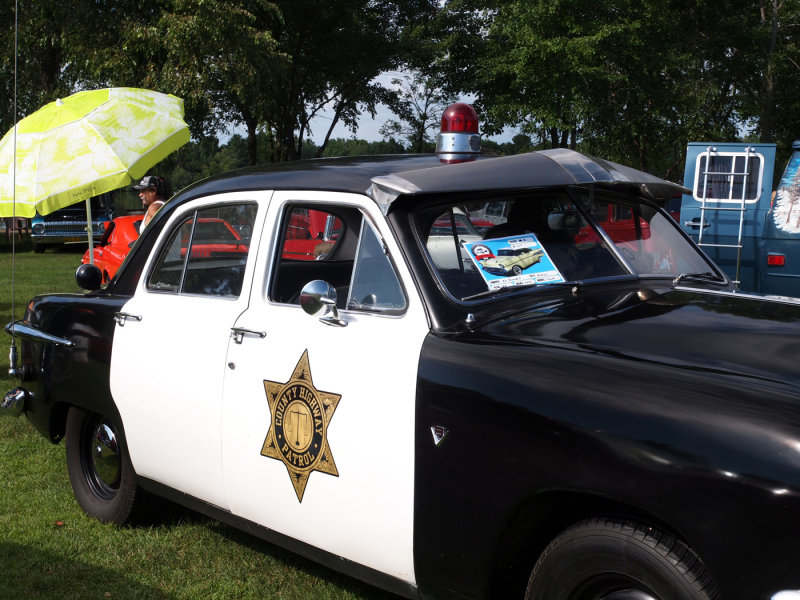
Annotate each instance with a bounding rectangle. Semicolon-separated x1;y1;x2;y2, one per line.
8;0;20;377
85;198;94;264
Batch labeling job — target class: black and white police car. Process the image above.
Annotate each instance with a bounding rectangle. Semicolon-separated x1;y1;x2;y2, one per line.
5;103;800;600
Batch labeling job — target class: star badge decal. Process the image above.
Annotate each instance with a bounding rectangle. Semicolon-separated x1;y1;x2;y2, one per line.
260;350;341;502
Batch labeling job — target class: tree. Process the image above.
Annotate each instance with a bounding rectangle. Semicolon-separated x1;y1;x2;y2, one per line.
738;0;800;158
0;1;104;133
89;0;285;165
320;137;406;157
379;73;455;153
262;0;440;161
435;0;772;178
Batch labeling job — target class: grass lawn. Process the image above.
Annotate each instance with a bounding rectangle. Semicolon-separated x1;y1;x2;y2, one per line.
0;239;399;600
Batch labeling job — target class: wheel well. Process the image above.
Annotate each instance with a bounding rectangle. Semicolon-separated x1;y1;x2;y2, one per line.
487;490;688;598
47;402;71;443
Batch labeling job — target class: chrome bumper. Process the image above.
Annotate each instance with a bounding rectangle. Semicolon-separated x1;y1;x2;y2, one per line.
773;592;800;599
1;387;27;418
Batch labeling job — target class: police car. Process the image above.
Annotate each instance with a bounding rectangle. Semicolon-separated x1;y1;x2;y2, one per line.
4;103;800;600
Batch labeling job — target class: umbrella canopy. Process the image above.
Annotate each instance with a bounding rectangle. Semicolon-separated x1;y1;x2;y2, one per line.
0;87;190;218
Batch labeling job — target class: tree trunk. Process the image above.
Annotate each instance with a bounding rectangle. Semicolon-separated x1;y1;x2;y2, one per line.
759;0;781;143
245;114;258;166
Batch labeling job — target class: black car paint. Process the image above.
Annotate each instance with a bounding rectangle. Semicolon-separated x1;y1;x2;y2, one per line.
9;152;800;599
413;285;800;600
17;293;127;442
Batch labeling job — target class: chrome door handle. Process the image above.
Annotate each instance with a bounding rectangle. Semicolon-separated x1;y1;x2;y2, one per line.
114;312;142;326
230;327;266;344
684;219;711;229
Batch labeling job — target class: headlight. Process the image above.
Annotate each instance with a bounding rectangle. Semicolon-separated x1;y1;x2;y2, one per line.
32;223;44;234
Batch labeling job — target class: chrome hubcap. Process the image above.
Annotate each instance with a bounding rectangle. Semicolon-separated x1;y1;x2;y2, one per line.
90;422;120;488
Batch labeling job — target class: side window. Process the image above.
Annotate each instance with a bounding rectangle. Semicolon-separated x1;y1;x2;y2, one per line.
270;204;405;313
147;203;257;297
347;220;406;313
271;205;357;305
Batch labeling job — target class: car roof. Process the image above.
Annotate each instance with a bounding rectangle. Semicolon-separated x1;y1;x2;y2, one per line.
169;150;688;214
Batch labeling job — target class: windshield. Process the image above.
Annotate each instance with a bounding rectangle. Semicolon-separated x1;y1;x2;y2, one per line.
415;189;718;301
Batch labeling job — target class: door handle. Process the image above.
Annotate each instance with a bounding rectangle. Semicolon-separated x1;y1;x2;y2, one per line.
114;312;142;327
684;219;711;229
230;327;266;344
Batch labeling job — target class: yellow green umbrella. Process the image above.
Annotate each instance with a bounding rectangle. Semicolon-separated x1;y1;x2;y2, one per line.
0;87;190;218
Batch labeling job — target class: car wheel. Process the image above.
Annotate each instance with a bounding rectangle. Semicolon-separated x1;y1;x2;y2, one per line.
512;265;523;275
525;518;717;600
65;406;138;525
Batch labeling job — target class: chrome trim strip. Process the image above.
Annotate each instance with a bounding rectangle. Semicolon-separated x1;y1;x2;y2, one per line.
4;321;75;347
674;286;800;306
435;132;481;155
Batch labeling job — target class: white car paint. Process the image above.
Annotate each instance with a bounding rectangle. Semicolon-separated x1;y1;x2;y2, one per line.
109;192;270;509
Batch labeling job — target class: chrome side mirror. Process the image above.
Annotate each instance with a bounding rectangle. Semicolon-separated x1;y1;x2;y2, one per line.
299;280;347;327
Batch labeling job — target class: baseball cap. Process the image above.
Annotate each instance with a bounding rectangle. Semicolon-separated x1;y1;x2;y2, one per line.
133;175;159;190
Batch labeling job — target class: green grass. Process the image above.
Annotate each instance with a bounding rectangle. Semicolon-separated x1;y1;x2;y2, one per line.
0;240;399;600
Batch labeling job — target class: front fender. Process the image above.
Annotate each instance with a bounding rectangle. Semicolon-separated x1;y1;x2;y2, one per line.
5;293;129;442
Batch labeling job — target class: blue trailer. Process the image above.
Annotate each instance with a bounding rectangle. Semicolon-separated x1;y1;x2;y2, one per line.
679;141;800;297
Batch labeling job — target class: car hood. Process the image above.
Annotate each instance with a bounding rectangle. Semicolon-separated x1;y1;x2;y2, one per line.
472;286;800;386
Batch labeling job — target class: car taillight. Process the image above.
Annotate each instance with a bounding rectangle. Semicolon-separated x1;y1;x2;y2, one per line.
436;102;481;163
767;253;786;266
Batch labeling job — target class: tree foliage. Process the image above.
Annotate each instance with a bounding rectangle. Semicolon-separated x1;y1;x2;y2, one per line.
3;0;800;182
436;0;800;177
1;0;437;165
379;73;455;153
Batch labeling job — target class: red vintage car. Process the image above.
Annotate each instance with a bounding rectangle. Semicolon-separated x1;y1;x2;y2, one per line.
83;214;250;283
81;215;143;283
281;207;343;260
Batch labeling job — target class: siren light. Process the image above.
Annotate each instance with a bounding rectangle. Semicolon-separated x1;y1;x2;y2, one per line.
436;102;481;163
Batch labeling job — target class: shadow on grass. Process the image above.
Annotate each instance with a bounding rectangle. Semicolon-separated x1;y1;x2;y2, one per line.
131;494;402;599
0;541;174;599
210;521;404;600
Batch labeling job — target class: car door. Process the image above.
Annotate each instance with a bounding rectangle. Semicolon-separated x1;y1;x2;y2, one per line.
109;192;268;509
220;191;429;583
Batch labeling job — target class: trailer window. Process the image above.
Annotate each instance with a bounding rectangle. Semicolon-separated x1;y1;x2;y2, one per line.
693;152;763;204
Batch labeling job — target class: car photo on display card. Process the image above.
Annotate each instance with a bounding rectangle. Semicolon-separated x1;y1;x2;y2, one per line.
466;235;565;288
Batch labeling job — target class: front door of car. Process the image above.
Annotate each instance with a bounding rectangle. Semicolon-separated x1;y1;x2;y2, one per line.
109;193;268;510
220;191;429;584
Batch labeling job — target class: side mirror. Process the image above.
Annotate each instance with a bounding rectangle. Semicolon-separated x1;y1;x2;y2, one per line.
76;264;103;291
299;280;347;327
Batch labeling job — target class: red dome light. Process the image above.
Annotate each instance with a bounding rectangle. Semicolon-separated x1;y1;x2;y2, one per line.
440;103;479;134
436;102;481;162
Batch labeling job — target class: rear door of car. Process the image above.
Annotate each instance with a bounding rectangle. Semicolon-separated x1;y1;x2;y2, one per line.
109;192;268;510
